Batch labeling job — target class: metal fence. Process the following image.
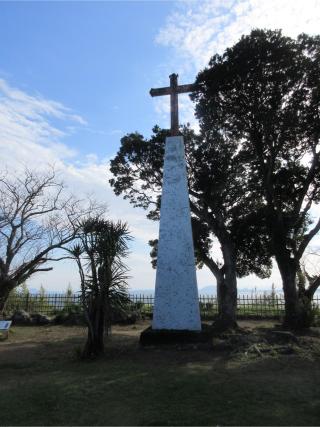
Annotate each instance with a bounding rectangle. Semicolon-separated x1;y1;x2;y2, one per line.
199;295;287;319
4;292;320;319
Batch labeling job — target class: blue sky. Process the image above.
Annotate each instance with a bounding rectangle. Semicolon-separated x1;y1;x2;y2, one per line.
0;1;173;153
1;0;319;292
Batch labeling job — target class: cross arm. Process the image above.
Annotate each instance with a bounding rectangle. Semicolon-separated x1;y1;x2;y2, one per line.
149;74;200;136
149;83;199;97
176;83;199;94
149;87;171;97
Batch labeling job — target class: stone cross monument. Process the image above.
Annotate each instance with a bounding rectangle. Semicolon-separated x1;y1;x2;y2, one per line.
149;74;201;331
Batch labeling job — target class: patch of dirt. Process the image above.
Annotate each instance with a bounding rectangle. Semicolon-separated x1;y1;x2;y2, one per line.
0;325;87;364
0;321;153;365
237;319;280;330
212;323;320;366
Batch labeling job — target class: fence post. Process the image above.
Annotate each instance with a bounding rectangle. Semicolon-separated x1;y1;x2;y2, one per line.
25;292;30;312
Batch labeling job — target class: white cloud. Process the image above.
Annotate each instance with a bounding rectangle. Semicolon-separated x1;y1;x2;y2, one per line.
0;78;78;166
155;0;320;126
157;0;320;70
153;93;199;132
0;78;86;128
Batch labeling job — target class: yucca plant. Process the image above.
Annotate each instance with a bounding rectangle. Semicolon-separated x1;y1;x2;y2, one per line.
69;217;131;358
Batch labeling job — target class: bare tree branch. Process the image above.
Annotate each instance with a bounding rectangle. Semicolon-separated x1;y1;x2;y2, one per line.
0;167;106;310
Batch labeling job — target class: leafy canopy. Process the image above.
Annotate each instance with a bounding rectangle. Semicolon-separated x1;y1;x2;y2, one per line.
192;29;320;264
110;124;272;279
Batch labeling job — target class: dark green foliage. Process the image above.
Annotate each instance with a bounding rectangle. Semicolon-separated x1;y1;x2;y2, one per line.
192;29;320;328
69;217;132;358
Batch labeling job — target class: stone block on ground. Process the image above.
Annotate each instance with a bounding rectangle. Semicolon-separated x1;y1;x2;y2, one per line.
11;310;32;325
140;324;213;346
54;312;85;326
112;309;141;325
30;313;52;325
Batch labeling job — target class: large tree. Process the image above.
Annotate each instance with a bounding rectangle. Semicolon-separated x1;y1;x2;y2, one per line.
0;167;101;312
192;29;320;328
110;125;271;329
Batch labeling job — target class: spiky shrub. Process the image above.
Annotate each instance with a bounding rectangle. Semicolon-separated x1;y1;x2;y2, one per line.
70;218;131;358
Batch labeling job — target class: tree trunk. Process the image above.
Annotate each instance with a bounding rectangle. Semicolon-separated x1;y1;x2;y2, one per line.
201;254;237;330
297;290;315;328
216;275;223;318
215;241;238;330
276;256;314;329
82;300;105;359
281;265;300;328
0;279;16;314
216;273;237;330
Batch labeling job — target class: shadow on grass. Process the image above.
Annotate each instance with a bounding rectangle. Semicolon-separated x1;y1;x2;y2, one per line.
0;326;320;426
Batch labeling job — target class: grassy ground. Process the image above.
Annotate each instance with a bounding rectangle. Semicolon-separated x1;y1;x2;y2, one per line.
0;321;320;426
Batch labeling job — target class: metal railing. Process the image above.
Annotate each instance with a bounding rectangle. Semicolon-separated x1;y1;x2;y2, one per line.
4;292;320;319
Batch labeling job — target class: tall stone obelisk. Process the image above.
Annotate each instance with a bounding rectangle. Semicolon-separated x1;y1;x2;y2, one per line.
148;73;201;331
152;135;201;330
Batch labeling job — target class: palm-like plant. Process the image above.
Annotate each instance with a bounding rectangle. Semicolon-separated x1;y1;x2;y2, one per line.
69;217;131;358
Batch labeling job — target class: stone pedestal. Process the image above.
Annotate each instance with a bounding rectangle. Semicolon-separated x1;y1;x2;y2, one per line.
152;136;201;331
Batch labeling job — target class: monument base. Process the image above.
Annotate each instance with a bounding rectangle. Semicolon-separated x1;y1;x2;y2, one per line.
140;324;213;346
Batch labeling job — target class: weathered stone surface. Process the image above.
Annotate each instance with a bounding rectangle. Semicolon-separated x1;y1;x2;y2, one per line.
54;312;85;326
11;310;32;325
31;313;51;325
152;136;201;331
112;310;141;325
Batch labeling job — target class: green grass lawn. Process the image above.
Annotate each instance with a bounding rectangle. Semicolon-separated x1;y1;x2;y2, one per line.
0;322;320;426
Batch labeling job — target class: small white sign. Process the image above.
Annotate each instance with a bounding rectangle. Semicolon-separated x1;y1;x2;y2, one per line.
0;320;12;331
